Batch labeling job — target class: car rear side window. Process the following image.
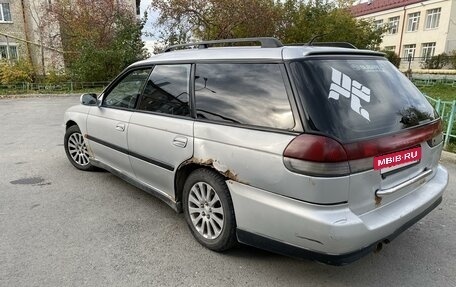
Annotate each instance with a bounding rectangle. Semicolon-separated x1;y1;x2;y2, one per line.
138;64;191;117
194;63;295;130
289;58;437;142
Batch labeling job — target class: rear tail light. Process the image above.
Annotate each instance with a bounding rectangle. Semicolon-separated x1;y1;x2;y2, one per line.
283;120;442;177
343;120;442;160
283;134;350;177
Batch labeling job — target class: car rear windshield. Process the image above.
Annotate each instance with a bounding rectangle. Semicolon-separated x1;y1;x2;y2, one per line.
289;57;437;142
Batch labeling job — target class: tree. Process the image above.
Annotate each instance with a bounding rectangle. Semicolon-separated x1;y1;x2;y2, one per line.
149;0;384;50
381;49;401;68
150;0;280;46
276;0;385;49
47;0;148;82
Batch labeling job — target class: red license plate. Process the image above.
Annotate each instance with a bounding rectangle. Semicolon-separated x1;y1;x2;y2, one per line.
374;146;421;172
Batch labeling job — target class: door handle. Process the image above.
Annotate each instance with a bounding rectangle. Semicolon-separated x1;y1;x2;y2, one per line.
173;136;188;148
115;123;125;132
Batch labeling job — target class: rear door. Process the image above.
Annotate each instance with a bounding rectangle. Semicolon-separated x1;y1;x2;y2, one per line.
191;62;343;203
86;68;151;176
128;64;193;199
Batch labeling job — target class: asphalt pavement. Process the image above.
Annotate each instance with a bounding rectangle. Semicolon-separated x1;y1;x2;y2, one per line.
1;96;456;287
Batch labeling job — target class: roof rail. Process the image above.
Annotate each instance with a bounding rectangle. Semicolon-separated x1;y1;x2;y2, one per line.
163;37;283;53
285;42;357;49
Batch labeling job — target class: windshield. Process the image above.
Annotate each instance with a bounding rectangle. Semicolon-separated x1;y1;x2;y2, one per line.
289;57;437;143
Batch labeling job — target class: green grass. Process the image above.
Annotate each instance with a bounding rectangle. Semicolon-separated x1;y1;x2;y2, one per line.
417;83;456;153
418;84;456;101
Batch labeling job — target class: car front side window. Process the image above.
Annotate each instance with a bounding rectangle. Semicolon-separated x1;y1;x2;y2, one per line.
103;68;151;109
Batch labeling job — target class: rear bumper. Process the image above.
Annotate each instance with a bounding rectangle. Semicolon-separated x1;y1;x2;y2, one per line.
228;164;448;264
236;196;442;266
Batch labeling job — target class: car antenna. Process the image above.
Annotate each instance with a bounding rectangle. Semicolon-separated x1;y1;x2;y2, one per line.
307;33;329;46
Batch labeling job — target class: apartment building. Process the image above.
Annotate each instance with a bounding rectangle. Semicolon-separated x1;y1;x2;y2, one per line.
351;0;456;68
0;1;31;64
0;0;140;75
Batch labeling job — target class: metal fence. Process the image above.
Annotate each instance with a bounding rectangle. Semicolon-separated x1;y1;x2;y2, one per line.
424;95;456;148
0;81;110;93
411;77;456;87
399;56;455;70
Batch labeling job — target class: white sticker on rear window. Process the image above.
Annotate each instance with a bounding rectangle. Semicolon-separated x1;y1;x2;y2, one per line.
328;68;371;121
350;64;383;72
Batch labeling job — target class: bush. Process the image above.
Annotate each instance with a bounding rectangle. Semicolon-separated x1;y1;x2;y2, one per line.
381;50;401;68
448;50;456;69
0;60;35;84
421;53;449;69
43;70;70;84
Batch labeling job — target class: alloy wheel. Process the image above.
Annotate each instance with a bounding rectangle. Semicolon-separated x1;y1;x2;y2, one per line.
187;181;224;240
67;132;90;166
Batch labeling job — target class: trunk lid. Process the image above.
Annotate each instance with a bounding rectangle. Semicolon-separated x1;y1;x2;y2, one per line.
287;56;443;212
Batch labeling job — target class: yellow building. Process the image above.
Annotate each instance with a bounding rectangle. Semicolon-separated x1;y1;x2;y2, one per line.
351;0;456;68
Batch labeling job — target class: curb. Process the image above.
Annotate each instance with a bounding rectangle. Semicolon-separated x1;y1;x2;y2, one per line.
441;150;456;163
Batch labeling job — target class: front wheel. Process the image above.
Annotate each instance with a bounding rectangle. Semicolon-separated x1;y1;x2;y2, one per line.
64;125;94;171
183;168;237;251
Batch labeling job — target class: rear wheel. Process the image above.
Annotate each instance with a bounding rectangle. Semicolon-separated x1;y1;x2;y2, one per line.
183;168;237;251
64;125;94;171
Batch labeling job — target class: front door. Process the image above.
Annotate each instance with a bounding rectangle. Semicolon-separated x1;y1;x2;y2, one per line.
86;68;151;176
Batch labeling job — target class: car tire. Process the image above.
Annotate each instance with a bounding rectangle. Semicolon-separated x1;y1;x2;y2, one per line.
64;125;95;171
183;168;237;251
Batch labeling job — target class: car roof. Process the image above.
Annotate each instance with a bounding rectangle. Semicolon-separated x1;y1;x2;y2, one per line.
131;46;385;67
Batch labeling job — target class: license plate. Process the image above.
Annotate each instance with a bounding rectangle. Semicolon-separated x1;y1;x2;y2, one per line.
374;146;421;173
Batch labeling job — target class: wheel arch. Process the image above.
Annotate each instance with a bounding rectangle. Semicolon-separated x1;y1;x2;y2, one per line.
66;120;78;130
179;164;238;251
174;161;232;213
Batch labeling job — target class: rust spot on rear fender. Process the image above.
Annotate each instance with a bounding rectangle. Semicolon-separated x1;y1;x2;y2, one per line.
220;169;238;182
183;157;248;184
375;195;382;206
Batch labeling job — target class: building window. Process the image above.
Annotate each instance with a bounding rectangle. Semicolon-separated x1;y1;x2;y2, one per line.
421;42;436;61
373;19;384;30
407;12;420;32
425;8;441;29
384;46;396;51
0;44;18;60
403;44;416;60
0;3;12;22
387;16;400;34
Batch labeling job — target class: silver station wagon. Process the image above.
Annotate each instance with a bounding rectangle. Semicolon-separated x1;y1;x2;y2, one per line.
64;37;448;265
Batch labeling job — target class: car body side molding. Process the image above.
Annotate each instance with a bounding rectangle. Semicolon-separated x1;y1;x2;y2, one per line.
87;135;175;172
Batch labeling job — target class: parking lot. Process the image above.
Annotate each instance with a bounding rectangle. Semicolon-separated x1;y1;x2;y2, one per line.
1;96;456;287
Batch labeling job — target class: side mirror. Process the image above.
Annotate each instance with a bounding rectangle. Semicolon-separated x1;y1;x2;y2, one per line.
80;93;98;106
